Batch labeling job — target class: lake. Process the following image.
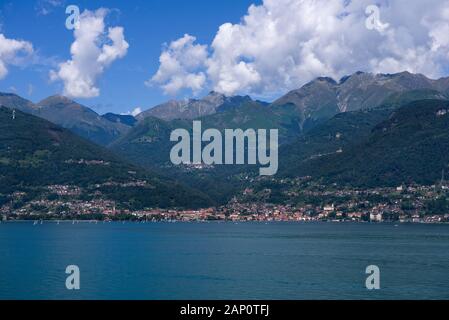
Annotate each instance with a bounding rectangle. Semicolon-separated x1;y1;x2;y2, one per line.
0;221;448;300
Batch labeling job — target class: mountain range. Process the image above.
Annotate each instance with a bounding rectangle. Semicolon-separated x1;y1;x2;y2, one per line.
284;99;449;187
0;107;213;209
2;71;449;207
0;93;134;146
3;71;449;146
272;71;449;129
136;91;263;121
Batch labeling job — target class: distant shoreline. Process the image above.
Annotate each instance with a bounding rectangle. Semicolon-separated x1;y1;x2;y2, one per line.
1;219;449;225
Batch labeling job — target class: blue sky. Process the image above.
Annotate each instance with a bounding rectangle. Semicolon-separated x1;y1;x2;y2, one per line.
0;0;260;114
1;0;449;115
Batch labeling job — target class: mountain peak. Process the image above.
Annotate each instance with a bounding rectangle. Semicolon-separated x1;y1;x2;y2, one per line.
202;91;226;105
137;91;256;121
33;94;131;145
37;95;80;108
316;76;338;85
339;71;372;84
273;71;449;120
0;91;38;113
207;90;225;97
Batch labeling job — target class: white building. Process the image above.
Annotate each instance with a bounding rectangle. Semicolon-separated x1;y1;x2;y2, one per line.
370;213;383;222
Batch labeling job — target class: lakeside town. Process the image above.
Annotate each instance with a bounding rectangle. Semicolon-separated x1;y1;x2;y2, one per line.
1;180;449;224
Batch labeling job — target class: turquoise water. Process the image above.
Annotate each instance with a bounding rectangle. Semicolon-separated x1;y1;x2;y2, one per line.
0;221;448;300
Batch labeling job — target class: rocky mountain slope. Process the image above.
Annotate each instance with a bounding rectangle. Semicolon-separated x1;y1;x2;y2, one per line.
272;71;449;129
136;91;258;121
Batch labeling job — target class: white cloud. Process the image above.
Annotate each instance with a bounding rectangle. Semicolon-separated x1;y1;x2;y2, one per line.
50;8;129;98
122;107;142;117
0;33;33;79
148;34;208;96
130;107;142;117
151;0;449;97
36;0;65;16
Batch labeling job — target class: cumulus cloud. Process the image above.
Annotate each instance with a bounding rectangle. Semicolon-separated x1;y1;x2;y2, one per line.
148;34;208;95
0;33;33;79
151;0;449;97
50;8;129;98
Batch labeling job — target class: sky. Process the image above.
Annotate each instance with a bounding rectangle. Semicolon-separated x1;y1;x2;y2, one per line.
1;0;449;115
0;0;260;114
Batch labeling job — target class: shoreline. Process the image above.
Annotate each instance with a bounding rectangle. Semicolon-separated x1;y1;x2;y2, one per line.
1;219;449;225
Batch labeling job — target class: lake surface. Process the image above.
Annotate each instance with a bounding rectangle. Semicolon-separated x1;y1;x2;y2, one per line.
0;221;448;300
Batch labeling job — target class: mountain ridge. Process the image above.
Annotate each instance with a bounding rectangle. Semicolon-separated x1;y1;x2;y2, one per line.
271;71;449;127
0;106;213;209
0;93;136;146
280;99;449;187
136;91;260;121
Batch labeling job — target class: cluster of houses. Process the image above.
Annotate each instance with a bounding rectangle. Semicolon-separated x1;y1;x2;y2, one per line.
1;182;449;223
